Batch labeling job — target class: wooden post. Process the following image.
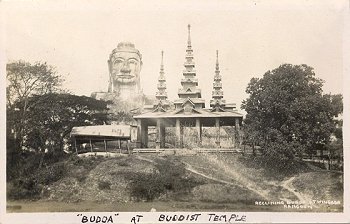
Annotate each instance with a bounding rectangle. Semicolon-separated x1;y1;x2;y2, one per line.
156;119;161;151
235;118;240;148
74;138;78;154
89;139;93;153
195;118;202;147
175;119;183;148
104;139;107;154
215;118;220;149
140;121;148;148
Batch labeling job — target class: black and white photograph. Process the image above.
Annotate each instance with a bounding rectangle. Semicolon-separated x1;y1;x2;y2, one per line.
1;0;349;223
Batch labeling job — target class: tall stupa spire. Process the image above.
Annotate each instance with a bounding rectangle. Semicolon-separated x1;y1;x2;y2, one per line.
154;51;170;111
216;50;219;71
174;24;205;109
156;50;167;101
187;24;191;48
210;50;225;110
160;50;164;75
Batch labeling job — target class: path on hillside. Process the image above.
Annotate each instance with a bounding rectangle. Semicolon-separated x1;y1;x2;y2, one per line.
182;161;269;200
280;176;319;208
136;155;269;200
135;154;312;204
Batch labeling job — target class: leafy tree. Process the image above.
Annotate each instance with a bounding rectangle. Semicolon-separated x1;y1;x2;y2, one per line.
6;61;63;148
23;93;110;152
7;93;111;169
241;64;342;160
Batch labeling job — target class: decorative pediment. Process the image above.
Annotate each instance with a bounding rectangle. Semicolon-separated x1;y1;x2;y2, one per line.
153;100;167;112
184;102;194;113
211;106;226;112
153;106;166;112
175;107;201;114
181;97;195;107
175;98;201;114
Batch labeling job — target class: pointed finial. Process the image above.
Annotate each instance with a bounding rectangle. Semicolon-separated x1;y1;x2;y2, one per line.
216;50;219;71
161;50;164;66
160;50;164;72
216;50;219;64
187;24;191;47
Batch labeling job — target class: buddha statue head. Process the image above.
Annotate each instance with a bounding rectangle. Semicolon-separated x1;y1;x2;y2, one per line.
108;42;142;97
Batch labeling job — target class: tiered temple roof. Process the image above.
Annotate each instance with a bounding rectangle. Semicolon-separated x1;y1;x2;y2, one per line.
210;50;226;111
154;51;170;111
174;24;205;109
136;24;242;120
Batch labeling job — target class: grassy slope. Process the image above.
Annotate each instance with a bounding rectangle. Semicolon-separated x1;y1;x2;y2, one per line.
7;153;343;212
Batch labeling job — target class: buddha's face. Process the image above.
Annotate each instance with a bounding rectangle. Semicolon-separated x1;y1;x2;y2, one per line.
109;51;142;85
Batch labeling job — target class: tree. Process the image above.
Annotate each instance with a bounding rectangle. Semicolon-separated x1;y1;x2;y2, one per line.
23;93;110;152
6;61;63;148
241;64;342;161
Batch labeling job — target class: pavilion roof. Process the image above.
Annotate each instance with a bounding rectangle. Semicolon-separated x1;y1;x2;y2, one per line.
133;108;243;119
71;125;130;138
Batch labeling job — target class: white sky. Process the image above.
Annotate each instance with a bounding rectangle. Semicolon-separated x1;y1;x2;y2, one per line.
2;0;347;113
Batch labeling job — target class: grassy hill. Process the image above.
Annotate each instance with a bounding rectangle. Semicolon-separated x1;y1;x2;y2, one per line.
7;153;343;212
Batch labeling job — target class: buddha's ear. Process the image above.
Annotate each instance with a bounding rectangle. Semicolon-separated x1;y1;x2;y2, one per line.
107;59;112;72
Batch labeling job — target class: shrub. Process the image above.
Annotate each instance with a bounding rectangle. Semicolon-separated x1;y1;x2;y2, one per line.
7;161;67;200
69;155;106;171
35;162;67;185
116;160;129;167
127;158;203;201
7;176;41;200
260;141;308;175
129;172;165;201
98;180;112;190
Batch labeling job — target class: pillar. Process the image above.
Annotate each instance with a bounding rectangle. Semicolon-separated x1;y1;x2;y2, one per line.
137;119;141;148
89;139;93;152
74;138;78;154
235;118;240;148
160;122;166;148
175;119;183;148
156;119;164;149
140;120;148;148
215;118;220;148
195;118;202;147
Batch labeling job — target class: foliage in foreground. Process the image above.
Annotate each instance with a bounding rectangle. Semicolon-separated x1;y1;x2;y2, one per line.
7;158;67;200
126;158;203;201
7;154;108;200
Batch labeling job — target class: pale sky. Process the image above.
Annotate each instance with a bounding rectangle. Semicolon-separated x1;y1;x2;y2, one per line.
2;0;347;113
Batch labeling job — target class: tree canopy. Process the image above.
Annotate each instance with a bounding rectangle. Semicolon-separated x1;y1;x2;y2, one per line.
6;61;64;149
8;93;111;153
241;64;343;156
6;61;63;107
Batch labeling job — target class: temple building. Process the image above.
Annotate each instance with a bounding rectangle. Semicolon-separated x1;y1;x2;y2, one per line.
73;24;243;153
134;24;243;149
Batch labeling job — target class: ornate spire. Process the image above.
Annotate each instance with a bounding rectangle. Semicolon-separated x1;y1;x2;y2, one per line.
160;50;164;76
187;24;191;48
156;50;167;100
174;24;205;109
210;50;225;110
216;50;219;71
154;51;170;111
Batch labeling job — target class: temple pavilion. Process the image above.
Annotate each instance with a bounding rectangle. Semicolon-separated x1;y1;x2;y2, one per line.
134;25;243;149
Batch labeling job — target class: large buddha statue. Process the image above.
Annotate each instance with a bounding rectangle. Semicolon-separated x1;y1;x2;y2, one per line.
91;42;155;118
107;42;142;100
